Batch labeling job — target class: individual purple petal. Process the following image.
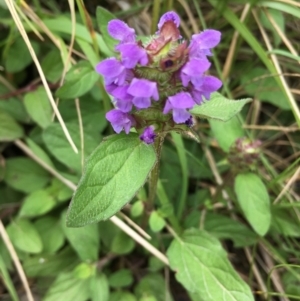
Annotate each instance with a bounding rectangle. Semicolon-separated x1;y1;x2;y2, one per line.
140;126;156;144
180;58;211;87
189;30;221;59
110;85;133;112
127;78;159;109
116;43;148;68
163;92;195;123
96;58;126;85
106;109;135;134
191;75;222;104
157;11;180;30
107;20;135;43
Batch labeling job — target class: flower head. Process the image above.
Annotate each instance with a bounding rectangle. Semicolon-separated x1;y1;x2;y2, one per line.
97;11;222;142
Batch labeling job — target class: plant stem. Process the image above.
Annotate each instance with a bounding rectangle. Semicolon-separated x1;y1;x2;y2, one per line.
148;134;165;205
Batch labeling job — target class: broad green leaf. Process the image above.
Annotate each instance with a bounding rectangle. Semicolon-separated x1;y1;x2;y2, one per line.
66;133;156;226
19;190;56;217
90;273;109;301
204;212;258;247
43;272;90;301
23;247;78;277
0;109;24;141
41;48;64;83
111;232;135;255
62;212;99;261
4;37;39;73
96;7;118;52
234;173;271;236
4;157;50;193
6;219;43;254
167;228;254;301
34;217;65;254
24;87;53;128
135;273;174;301
241;67;289;109
43;122;100;173
271;208;299;237
149;211;165;233
209;117;244;152
108;269;133;288
190;93;252;121
55;61;99;99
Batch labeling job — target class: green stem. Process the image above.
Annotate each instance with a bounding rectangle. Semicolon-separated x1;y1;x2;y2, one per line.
151;0;161;34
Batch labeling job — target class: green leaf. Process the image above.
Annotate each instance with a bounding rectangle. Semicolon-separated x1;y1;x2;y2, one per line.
43;272;91;301
24;87;53;128
73;263;96;279
4;37;39;73
108;269;134;288
41;48;64;83
234;173;271;236
241;67;289;109
0;109;24;141
19;189;56;217
130;200;144;217
111;232;135;255
167;228;254;301
90;273;109;301
55;61;99;99
62;212;99;261
209;117;244;152
190;93;252;121
34;217;65;254
6;219;43;254
43;122;101;173
4;157;50;193
271;208;299;237
66;133;156;226
109;292;137;301
96;7;118;52
149;211;165;233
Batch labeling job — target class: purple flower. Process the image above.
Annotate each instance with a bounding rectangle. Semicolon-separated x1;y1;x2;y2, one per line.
106;109;135;134
96;58;127;85
163;92;195;123
110;85;133;112
190;76;223;104
117;43;148;68
127;78;159;109
157;11;180;30
140;126;156;144
108;20;136;44
185;117;194;127
189;30;221;59
180;58;211;88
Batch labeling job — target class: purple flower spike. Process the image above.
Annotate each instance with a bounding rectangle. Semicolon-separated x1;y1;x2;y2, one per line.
117;43;148;68
191;76;223;104
189;30;221;59
106;109;135;134
108;20;135;44
96;58;127;85
180;58;211;88
110;85;133;112
127;78;159;109
157;11;180;30
163;92;195;124
140;126;156;144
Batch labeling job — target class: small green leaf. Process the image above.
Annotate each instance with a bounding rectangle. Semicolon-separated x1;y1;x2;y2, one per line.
96;7;118;52
190;93;252;121
66;133;156;226
90;273;109;301
24;87;53;128
234;173;271;236
167;228;254;301
130;200;144;217
55;61;99;99
4;157;50;193
0;109;24;141
108;269;134;288
109;292;137;301
149;211;165;233
62;212;100;261
19;189;56;217
43;122;100;173
73;263;95;279
41;48;64;83
43;272;90;301
6;219;43;254
34;217;65;254
111;232;135;255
